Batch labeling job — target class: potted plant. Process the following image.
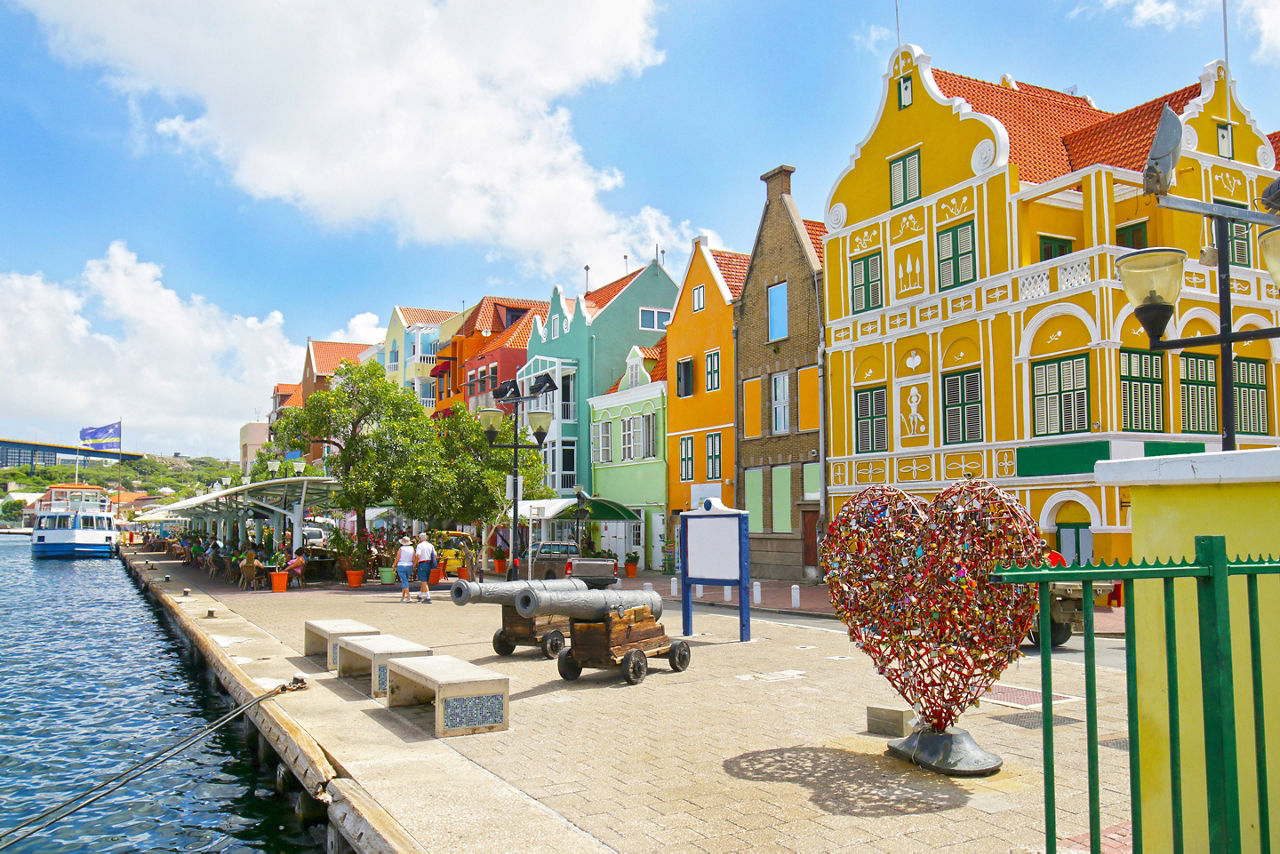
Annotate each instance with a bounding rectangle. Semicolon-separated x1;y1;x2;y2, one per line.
491;544;508;574
328;529;364;587
624;551;640;578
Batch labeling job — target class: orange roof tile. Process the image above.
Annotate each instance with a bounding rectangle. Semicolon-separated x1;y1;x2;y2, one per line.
1268;130;1279;161
477;307;547;356
803;219;826;263
273;382;299;397
461;296;550;336
583;268;643;314
282;388;302;407
605;376;622;394
709;249;750;298
1063;84;1200;174
932;69;1112;183
648;335;668;382
398;306;455;327
109;491;149;504
309;341;368;376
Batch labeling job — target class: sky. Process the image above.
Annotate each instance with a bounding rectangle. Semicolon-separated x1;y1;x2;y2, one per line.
0;0;1277;459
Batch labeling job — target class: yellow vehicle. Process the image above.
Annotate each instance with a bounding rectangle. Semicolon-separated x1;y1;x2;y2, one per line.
431;531;476;581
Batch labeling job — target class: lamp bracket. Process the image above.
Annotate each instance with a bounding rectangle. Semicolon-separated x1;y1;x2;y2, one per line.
1156;195;1280;228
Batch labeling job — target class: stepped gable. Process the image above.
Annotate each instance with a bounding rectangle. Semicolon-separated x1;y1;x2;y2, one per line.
478;307;546;356
461;296;549;336
804;219;826;263
583;268;643;315
1063;83;1200;174
309;341;368;376
932;68;1112;183
710;249;750;298
397;306;455;326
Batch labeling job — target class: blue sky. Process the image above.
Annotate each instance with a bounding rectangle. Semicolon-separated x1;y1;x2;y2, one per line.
1;0;1277;457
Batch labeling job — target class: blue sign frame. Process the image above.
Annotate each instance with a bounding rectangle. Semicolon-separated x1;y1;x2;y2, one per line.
678;499;750;642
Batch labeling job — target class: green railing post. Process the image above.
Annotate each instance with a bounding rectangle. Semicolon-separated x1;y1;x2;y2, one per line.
1196;535;1242;853
1040;581;1056;853
1083;581;1101;854
1124;579;1143;854
1165;577;1184;853
1247;574;1270;854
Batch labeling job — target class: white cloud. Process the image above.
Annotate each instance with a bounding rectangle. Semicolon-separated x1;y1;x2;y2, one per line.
16;0;700;278
0;243;302;457
1098;0;1279;62
327;312;384;345
852;24;894;55
1241;0;1280;63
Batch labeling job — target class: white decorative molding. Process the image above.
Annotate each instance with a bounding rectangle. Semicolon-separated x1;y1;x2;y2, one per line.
1259;144;1276;171
1060;260;1091;291
1182;124;1198;153
1214;170;1242;195
938;194;971;222
853;226;880;253
826;202;847;231
891;215;923;242
1020;270;1051;300
971;139;996;174
904;350;923;371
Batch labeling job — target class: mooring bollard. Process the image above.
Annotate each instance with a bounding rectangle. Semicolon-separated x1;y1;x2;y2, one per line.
164;574;171;582
670;577;678;597
790;585;800;609
205;609;216;619
753;581;761;604
182;588;191;597
695;584;704;598
723;586;732;602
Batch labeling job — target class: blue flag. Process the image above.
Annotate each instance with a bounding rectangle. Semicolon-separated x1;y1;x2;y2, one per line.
80;421;122;450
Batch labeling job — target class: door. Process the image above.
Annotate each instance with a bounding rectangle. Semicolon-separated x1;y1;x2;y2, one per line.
802;510;819;568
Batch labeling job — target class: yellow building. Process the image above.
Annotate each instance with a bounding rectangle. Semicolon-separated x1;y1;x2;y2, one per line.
822;45;1279;563
666;236;748;528
359;306;456;408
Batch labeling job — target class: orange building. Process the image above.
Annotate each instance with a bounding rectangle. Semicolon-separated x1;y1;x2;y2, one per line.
300;340;367;461
430;296;548;414
665;236;748;535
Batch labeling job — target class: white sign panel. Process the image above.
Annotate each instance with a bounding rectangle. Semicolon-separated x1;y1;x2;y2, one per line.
685;515;741;581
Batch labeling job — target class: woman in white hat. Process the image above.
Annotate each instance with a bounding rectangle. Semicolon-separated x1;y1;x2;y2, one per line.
395;536;415;602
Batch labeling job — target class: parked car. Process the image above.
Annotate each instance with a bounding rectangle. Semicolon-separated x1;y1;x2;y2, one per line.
529;541;618;588
433;530;476;580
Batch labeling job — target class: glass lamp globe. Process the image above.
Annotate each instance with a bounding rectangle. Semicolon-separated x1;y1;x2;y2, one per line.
1116;248;1187;341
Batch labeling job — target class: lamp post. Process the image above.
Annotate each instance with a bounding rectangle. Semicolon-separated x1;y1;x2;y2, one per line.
1117;106;1280;451
573;484;589;553
478;372;556;580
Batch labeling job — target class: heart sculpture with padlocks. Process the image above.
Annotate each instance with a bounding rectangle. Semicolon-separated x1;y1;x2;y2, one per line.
821;480;1044;733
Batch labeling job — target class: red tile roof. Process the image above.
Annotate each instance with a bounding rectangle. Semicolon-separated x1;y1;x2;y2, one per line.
461;296;550;336
398;306;455;327
648;335;668;382
281;388;302;407
309;341;368;376
803;219;826;263
1063;84;1200;174
273;382;299;398
584;268;643;315
1269;131;1279;161
710;249;750;298
477;307;547;356
932;69;1112;183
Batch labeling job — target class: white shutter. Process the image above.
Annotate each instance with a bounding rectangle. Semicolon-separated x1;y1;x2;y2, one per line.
905;153;919;200
890;159;904;206
868;255;883;308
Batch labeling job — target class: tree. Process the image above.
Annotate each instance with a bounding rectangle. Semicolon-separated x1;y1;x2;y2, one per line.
272;360;423;566
392;405;553;550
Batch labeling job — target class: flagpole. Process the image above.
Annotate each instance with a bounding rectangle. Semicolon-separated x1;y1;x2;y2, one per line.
116;418;123;520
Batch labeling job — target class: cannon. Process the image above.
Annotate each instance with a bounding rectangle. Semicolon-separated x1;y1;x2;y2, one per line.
515;587;688;685
451;578;586;659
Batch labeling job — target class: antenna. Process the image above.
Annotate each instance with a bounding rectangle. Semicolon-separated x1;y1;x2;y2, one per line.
1222;0;1229;71
660;248;666;267
623;254;629;273
584;264;590;292
895;0;901;46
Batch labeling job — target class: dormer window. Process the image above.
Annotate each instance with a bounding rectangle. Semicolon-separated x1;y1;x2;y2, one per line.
692;285;705;312
550;316;560;339
898;75;913;109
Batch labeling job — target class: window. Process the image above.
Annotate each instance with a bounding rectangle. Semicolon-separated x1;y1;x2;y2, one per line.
1215;200;1252;267
850;253;883;314
692;285;705;312
706;432;722;480
1180;353;1218;434
621;417;637;461
705;351;720;392
1120;350;1164;432
941;369;982;444
593;420;612;463
771;465;792;533
1116;221;1147;249
937;221;976;289
488;365;498;390
476;369;487;393
890;151;920;208
639;307;671;330
771;372;789;434
1217;123;1234;159
767;282;788;340
550;316;559;339
560;373;576;421
1040;236;1073;261
642;413;656;458
1235;357;1268;435
676;359;693;397
1032;354;1089;436
679;436;694;481
1057;524;1094;564
854;387;888;453
627;361;643;387
898;75;913;109
560;441;576;490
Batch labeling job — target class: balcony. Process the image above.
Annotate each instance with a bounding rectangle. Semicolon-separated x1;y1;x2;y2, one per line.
408;353;437;379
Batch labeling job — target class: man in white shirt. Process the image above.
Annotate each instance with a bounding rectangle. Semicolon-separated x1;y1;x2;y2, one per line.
413;532;438;603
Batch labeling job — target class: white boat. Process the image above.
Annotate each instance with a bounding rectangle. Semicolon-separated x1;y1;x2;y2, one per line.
30;484;118;558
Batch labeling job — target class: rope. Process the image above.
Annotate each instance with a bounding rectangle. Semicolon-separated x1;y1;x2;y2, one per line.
0;677;307;850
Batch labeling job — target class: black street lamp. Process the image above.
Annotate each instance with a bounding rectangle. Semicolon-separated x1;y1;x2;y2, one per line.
573;484;590;552
477;372;556;580
1117;106;1280;451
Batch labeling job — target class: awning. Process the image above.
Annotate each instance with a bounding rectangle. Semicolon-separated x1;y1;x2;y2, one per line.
522;497;641;522
134;476;344;523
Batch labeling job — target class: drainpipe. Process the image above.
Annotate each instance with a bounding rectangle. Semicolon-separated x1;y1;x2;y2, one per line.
815;269;828;539
587;334;596;495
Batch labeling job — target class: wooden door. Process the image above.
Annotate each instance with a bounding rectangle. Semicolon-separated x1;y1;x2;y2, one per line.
802;510;818;567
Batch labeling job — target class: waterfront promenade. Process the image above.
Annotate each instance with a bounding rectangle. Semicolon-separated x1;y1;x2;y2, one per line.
123;548;1131;853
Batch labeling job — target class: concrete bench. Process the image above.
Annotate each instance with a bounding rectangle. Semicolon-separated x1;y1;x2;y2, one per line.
303;619;380;671
337;634;434;698
386;655;509;737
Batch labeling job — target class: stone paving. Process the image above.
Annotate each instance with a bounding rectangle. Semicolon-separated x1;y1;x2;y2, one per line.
134;551;1133;853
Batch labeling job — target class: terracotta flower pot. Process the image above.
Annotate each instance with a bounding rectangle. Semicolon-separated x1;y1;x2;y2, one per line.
345;569;364;588
624;562;638;578
269;571;288;593
493;558;507;574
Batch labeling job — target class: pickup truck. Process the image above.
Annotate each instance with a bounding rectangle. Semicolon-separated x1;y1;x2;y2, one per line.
529;541;618;588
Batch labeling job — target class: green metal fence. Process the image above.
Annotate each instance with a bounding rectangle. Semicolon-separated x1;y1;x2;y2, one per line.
993;535;1279;854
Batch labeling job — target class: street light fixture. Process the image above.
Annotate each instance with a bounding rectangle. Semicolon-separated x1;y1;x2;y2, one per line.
291;460;306;476
1116;106;1280;451
266;459;281;477
477;370;556;580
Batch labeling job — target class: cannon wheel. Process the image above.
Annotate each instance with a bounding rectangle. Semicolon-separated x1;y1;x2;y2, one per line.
492;630;516;657
622;650;648;685
667;640;691;672
557;648;582;681
540;629;565;660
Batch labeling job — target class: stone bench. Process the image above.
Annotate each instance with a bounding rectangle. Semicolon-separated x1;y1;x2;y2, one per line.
386;655;509;737
337;634;434;698
303;619;380;671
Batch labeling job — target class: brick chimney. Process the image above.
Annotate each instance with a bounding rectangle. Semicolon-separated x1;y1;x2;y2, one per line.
761;164;795;202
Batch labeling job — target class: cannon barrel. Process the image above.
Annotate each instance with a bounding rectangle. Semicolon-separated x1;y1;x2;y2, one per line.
450;578;587;607
515;587;664;621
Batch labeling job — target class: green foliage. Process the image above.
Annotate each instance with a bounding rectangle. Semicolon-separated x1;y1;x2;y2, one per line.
0;456;239;498
625;551;640;565
1;499;25;521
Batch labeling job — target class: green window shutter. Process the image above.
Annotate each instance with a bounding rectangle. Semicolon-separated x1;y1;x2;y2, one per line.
1116;222;1147;249
1120;349;1164;432
1039;236;1072;260
937;222;975;290
855;387;888;452
1234;357;1268;435
771;465;792;533
1179;353;1218;434
1031;354;1090;437
942;369;982;444
850;253;882;314
890;158;904;208
890;151;919;208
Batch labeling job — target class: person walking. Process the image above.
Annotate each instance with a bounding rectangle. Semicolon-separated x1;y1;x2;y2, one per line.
395;536;415;602
413;532;437;603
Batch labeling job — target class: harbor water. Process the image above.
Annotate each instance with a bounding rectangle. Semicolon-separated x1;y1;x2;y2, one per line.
0;537;323;852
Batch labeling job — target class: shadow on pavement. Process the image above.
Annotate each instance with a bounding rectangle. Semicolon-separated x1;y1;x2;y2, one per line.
723;746;970;817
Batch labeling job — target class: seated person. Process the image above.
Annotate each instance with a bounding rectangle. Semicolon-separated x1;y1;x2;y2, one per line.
285;548;306;588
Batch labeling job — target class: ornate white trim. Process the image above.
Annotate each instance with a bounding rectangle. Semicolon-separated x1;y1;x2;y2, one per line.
1259;144;1276;171
826;202;847;232
971;139;996;174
